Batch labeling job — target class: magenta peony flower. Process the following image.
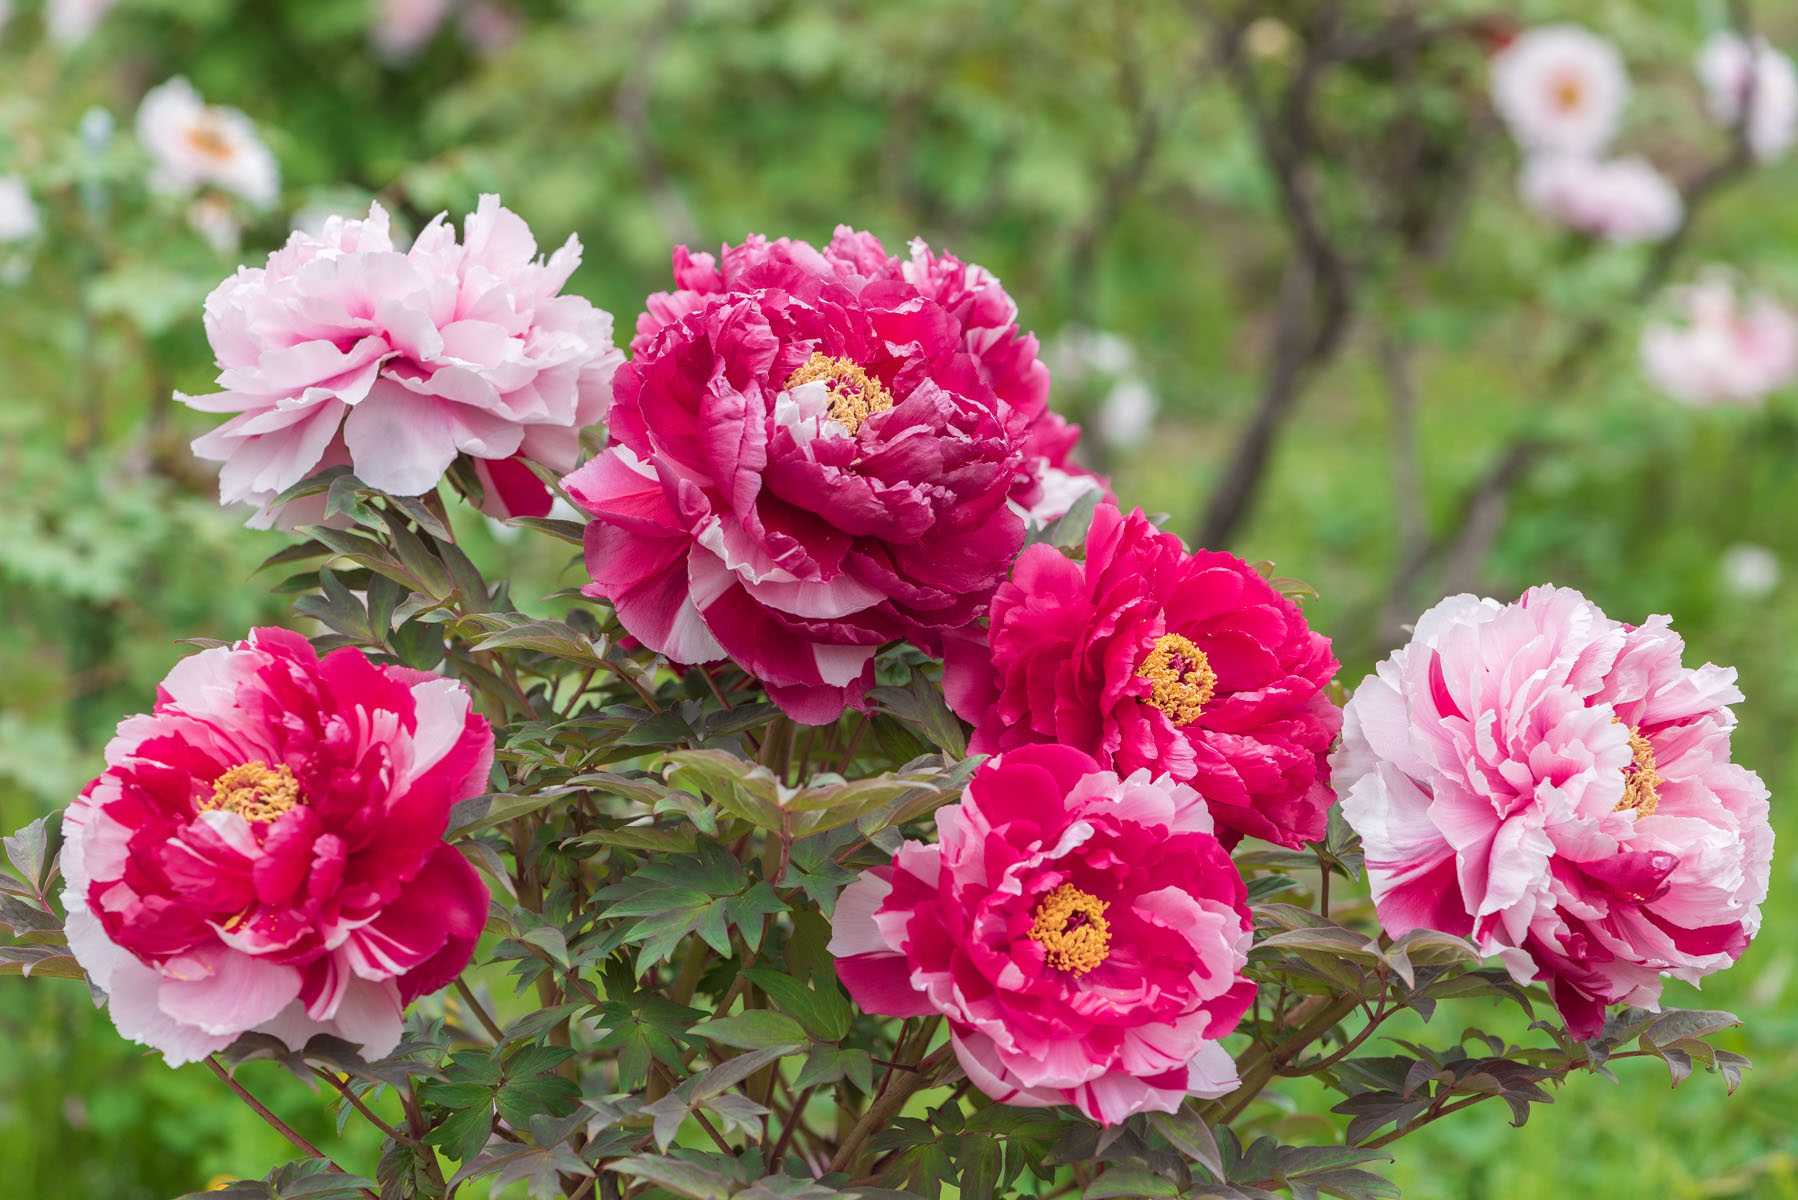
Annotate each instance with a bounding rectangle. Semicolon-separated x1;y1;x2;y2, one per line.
564;229;1032;723
60;628;494;1065
944;503;1341;849
828;745;1254;1124
183;195;622;527
1333;586;1773;1039
627;228;1089;521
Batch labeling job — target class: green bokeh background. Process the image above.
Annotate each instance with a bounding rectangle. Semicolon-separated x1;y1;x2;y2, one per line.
3;0;1796;1195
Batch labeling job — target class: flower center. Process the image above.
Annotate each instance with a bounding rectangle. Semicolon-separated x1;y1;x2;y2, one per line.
1028;883;1111;975
184;117;237;163
783;352;894;436
1136;633;1217;726
204;761;302;824
1550;73;1585;113
1615;726;1662;818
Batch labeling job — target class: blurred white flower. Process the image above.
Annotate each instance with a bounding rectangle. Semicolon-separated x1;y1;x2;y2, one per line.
1641;275;1798;407
0;176;39;243
135;78;280;208
1720;544;1781;599
186;194;241;254
1044;327;1137;385
373;0;453;63
1096;377;1157;449
1518;154;1682;244
1697;32;1798;164
1490;24;1629;155
46;0;114;45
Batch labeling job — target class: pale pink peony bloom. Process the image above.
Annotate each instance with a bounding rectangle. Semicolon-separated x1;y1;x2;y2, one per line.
1334;586;1772;1039
1490;24;1629;155
1640;276;1798;407
46;0;114;45
61;628;494;1065
1697;32;1798;164
182;196;622;526
1518;154;1683;244
0;175;38;243
135;78;280;209
372;0;452;63
829;745;1254;1124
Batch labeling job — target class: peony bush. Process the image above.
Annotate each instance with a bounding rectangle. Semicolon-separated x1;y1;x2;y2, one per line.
0;11;1789;1199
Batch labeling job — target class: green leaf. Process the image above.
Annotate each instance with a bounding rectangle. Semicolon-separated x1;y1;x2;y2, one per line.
744;969;853;1041
1085;1164;1181;1198
689;1010;807;1050
606;1155;736;1200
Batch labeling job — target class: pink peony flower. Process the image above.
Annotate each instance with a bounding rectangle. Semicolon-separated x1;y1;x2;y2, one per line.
564;229;1030;723
1698;32;1798;164
182;196;622;527
135;78;280;209
1333;586;1773;1039
1640;275;1798;407
1490;24;1630;156
60;628;494;1065
828;745;1254;1124
1518;154;1683;244
944;503;1341;849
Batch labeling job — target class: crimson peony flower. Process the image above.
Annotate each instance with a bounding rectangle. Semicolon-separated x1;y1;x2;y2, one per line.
61;628;493;1065
944;503;1341;849
1333;586;1773;1039
183;196;622;527
564;229;1032;724
828;745;1255;1125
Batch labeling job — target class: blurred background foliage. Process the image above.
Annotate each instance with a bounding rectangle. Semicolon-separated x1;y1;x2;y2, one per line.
3;0;1797;1195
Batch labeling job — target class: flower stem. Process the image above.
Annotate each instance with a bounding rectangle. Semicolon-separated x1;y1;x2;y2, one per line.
828;1040;955;1176
205;1057;373;1196
455;977;506;1043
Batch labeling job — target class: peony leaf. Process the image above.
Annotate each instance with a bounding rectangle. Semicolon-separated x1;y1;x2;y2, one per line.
689;1010;808;1051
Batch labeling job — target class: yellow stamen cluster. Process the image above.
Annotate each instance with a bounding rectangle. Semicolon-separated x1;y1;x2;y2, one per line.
1136;633;1217;727
203;761;302;824
185;118;236;162
1028;883;1112;975
1551;74;1586;113
1615;726;1663;818
784;352;894;436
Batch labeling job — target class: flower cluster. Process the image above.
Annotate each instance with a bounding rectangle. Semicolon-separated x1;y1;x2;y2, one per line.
1492;24;1682;244
1641;274;1798;407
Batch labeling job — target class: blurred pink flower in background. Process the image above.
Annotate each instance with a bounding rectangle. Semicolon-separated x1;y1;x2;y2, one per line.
135;77;280;209
945;503;1341;850
829;745;1255;1124
1698;32;1798;164
1641;275;1798;406
372;0;452;63
1490;24;1630;155
1518;154;1682;243
46;0;114;45
458;1;520;56
61;629;494;1065
1334;586;1772;1039
183;196;621;526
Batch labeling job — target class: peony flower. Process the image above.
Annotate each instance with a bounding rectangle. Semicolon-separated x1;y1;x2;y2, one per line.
1333;586;1773;1039
828;745;1255;1125
1518;154;1683;244
1640;276;1798;407
564;228;1029;723
182;196;622;527
61;628;494;1066
0;175;38;243
135;78;280;209
1490;24;1630;156
944;503;1341;849
372;0;453;63
46;0;114;45
1698;32;1798;164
